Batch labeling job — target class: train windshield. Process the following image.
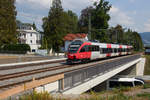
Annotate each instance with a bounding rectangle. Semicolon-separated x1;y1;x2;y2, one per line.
68;40;83;53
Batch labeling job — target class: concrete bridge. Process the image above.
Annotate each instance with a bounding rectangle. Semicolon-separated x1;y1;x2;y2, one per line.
0;54;145;99
35;55;144;94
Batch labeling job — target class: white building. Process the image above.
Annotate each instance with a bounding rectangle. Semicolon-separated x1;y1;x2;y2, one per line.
18;27;42;52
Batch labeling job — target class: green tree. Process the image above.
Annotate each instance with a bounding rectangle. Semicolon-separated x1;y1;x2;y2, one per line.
92;0;111;42
114;25;124;44
79;6;94;33
32;22;37;30
108;27;118;43
66;10;78;33
0;0;17;46
109;25;143;51
92;0;111;29
131;31;143;51
42;0;65;52
78;0;111;42
42;0;79;52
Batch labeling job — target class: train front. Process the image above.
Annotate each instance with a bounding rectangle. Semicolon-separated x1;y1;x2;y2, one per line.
67;40;83;63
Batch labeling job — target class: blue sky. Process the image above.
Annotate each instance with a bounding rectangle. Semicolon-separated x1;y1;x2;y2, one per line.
16;0;150;33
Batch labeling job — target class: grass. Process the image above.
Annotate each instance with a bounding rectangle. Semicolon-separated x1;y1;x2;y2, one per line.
104;93;133;100
144;55;150;75
17;89;150;100
143;84;150;89
110;86;143;94
80;93;147;100
137;92;150;99
18;91;66;100
16;85;150;100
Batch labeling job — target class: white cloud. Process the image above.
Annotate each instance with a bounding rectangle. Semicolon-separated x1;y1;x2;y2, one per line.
17;12;44;30
16;0;97;30
109;6;134;27
144;19;150;32
16;0;96;10
129;0;135;3
18;12;43;23
133;11;137;15
16;0;51;9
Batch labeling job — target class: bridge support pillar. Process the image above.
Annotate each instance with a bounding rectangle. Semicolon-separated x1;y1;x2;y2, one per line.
59;79;64;92
136;58;145;76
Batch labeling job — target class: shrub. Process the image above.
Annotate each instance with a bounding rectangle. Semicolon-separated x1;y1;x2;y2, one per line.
137;92;150;98
143;84;150;89
1;44;30;54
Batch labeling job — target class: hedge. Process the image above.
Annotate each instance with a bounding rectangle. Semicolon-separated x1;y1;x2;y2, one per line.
0;44;31;54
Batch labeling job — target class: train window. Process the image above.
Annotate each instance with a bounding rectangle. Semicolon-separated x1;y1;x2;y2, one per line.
68;47;79;53
90;45;99;51
91;46;94;51
123;49;125;52
102;48;105;53
80;46;86;52
102;48;108;54
114;48;118;53
97;46;100;51
71;40;83;45
92;46;95;51
88;46;92;51
106;48;108;53
108;48;110;53
85;45;89;52
125;49;127;52
119;48;122;52
96;46;100;51
110;48;112;53
106;48;112;53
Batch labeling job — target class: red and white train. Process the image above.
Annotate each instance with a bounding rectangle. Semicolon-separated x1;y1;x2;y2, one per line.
67;39;133;63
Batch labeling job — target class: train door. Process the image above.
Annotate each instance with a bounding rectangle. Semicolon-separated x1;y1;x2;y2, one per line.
91;45;100;60
79;45;91;60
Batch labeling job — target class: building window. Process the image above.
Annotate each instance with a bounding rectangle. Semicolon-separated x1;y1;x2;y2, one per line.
30;40;32;43
32;49;36;52
30;33;32;37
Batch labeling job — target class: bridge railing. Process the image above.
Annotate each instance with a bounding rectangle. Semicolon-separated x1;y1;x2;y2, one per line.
63;55;141;90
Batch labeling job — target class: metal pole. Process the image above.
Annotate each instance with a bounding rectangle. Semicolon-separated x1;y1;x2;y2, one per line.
88;13;91;40
50;0;53;7
116;30;118;43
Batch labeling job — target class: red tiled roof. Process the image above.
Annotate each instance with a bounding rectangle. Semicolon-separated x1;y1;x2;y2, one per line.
63;33;88;41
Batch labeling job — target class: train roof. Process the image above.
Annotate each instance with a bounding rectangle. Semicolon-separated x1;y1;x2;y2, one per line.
73;39;132;47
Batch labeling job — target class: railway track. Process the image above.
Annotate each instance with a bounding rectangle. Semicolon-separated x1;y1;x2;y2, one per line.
0;54;140;90
0;59;67;88
0;59;66;70
0;65;70;81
